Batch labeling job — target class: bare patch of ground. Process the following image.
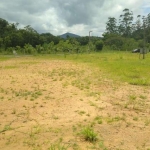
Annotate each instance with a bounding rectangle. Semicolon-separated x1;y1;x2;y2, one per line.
0;57;150;150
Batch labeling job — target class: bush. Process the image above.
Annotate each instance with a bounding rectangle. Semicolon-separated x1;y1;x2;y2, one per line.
24;44;37;54
104;36;123;50
95;40;103;51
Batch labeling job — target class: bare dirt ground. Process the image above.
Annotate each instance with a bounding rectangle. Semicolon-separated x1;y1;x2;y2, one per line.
0;56;150;150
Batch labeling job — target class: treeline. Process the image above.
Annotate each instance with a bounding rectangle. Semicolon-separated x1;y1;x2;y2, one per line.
103;8;150;51
0;8;150;54
0;18;103;54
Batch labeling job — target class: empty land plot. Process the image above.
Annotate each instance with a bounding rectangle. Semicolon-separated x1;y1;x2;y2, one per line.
0;56;150;150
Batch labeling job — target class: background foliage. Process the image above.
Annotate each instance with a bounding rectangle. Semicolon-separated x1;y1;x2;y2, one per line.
0;8;150;54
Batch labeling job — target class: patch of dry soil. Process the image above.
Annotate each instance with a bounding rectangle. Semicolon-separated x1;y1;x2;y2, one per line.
0;57;150;150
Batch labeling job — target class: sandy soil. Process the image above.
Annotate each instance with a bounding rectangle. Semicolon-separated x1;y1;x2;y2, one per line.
0;56;150;150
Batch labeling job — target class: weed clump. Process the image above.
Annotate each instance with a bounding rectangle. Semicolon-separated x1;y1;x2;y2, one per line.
80;126;98;142
48;142;69;150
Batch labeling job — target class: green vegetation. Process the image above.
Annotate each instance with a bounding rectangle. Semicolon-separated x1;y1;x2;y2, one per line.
95;40;104;51
36;52;150;86
80;126;98;142
104;9;150;51
48;142;69;150
0;54;149;150
0;9;150;55
1;10;150;148
1;51;150;87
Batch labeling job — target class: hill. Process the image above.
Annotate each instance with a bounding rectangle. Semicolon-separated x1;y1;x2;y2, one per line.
59;32;80;39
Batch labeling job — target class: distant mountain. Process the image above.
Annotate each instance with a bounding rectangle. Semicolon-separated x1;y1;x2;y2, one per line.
59;32;80;39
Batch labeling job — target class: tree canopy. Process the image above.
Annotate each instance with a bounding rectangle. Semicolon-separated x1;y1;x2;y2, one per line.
103;8;150;51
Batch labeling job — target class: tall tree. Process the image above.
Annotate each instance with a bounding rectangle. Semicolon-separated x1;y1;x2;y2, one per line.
119;8;133;37
136;15;142;30
132;15;143;40
106;17;118;34
0;18;9;38
146;13;150;43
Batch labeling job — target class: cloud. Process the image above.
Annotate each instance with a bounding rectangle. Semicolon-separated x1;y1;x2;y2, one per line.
50;0;105;26
142;1;150;15
0;0;149;36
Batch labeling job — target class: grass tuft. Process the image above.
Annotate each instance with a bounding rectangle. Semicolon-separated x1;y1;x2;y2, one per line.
80;126;98;142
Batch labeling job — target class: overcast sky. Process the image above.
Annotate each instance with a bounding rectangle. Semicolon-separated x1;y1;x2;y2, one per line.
0;0;150;36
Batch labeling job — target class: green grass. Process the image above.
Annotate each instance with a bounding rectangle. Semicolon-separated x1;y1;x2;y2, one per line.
2;51;150;86
1;51;150;85
48;143;69;150
4;65;18;69
36;51;150;86
80;126;98;142
0;55;12;61
76;52;150;86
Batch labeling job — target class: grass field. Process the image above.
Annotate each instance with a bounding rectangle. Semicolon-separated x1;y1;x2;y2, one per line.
0;52;150;150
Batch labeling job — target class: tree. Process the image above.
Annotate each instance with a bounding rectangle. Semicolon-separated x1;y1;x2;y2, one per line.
10;32;24;47
69;38;80;53
131;15;143;40
144;14;150;43
106;17;118;34
136;15;142;30
76;36;89;46
104;35;124;50
0;18;9;38
119;8;133;37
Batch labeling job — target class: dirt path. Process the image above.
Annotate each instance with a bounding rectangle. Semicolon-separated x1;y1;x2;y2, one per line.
0;57;150;150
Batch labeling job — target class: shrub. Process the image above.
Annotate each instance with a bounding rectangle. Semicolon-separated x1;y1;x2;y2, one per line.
95;40;103;51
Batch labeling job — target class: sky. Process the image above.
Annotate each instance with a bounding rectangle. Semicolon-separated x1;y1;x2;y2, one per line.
0;0;150;37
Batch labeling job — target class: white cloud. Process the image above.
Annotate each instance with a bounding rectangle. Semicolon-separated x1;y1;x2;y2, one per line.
0;0;149;36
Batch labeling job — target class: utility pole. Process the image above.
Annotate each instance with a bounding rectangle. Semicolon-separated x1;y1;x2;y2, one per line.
88;31;92;53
